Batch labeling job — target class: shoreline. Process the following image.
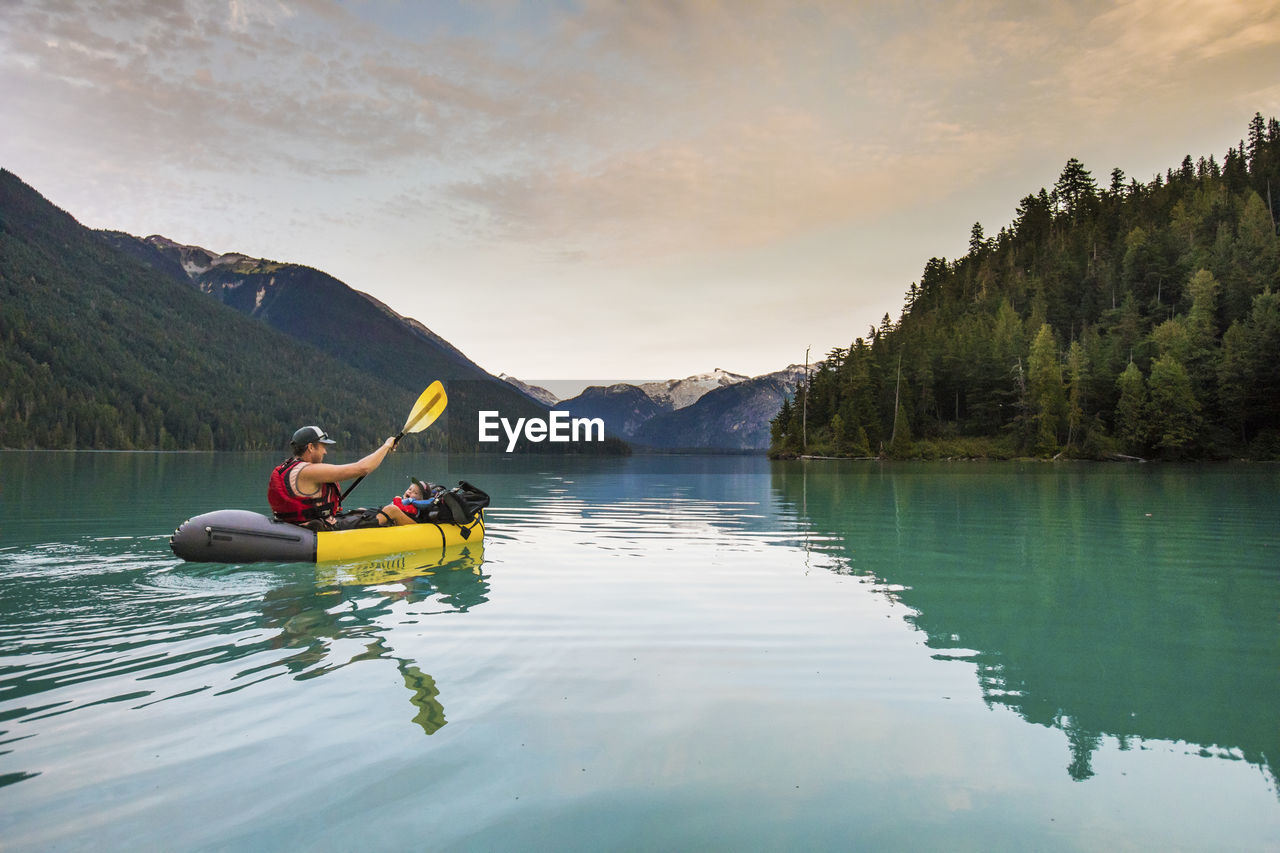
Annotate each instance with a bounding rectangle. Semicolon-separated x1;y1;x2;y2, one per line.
780;452;1279;464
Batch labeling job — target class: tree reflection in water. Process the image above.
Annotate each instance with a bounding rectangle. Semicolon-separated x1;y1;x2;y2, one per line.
771;462;1279;789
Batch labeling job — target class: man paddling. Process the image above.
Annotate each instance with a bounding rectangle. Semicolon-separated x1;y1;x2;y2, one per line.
268;425;406;530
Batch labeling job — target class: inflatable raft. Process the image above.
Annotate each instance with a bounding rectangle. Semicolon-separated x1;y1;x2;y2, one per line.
316;539;484;588
170;509;484;564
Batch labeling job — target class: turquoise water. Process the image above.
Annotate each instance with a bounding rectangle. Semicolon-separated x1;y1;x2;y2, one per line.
1;452;1277;851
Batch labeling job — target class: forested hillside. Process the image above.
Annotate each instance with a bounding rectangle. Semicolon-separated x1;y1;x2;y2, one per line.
0;169;423;450
0;170;627;454
100;231;563;453
772;113;1280;460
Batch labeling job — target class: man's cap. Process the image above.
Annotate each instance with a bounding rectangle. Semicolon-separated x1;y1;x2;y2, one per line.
292;425;336;452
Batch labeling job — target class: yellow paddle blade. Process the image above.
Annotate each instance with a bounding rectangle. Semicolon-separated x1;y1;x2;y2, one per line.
401;381;447;435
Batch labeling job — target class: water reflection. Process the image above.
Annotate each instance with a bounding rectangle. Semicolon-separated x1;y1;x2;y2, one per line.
479;454;807;558
0;538;487;781
771;461;1280;788
247;543;485;734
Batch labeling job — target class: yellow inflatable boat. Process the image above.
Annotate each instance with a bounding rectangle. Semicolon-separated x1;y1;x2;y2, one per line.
170;508;484;564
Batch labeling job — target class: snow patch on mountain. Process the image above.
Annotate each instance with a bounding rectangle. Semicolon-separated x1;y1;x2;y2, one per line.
144;235;250;279
760;363;814;390
639;368;748;410
499;374;560;407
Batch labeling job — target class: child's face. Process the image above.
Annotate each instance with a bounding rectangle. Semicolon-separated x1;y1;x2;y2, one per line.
404;483;424;500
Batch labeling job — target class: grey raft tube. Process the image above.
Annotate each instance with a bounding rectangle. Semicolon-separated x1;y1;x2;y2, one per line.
171;510;318;563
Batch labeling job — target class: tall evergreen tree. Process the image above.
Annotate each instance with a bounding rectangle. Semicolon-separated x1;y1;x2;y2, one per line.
1148;354;1201;457
1066;339;1087;448
969;222;987;257
1115;362;1149;455
1028;324;1067;454
1053;158;1098;218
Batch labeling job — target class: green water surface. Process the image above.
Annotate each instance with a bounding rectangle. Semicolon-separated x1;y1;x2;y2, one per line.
0;452;1276;851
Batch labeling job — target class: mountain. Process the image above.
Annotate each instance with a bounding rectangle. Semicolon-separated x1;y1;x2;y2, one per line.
638;368;747;411
554;365;809;450
0;168;625;453
632;365;809;450
556;383;665;439
0;168;411;450
498;373;559;407
98;232;550;450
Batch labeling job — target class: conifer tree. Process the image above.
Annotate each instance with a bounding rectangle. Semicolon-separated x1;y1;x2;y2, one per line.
1148;354;1201;457
1183;269;1221;402
1053;158;1098;218
1109;167;1126;196
1066;339;1087;447
771;396;796;453
888;402;912;457
830;413;847;454
1028;324;1067;454
850;425;871;457
1115;362;1149;455
969;222;987;257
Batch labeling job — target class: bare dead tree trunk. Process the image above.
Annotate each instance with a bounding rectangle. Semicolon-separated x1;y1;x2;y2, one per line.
802;346;810;454
890;352;903;445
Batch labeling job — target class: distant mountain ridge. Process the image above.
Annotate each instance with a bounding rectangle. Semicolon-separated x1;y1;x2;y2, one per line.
639;368;748;410
556;365;811;450
557;383;665;440
633;365;808;450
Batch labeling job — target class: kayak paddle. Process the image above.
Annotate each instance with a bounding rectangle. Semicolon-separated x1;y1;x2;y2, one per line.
341;381;448;501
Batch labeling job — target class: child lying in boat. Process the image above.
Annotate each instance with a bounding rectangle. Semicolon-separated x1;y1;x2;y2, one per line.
381;478;489;526
378;478;435;526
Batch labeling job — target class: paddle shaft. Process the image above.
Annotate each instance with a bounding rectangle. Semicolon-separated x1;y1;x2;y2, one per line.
339;431;403;502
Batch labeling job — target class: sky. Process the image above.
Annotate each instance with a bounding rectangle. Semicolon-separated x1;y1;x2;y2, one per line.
3;1;1280;385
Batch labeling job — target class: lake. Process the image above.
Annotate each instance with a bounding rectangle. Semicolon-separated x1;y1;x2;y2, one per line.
1;452;1277;851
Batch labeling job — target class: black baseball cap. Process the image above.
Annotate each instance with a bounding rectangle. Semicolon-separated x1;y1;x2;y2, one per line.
291;425;336;453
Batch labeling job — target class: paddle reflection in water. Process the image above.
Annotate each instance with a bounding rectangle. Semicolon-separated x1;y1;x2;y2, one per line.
771;461;1280;791
250;541;487;735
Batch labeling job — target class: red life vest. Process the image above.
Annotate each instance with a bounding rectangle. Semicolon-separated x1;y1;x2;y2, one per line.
267;458;341;524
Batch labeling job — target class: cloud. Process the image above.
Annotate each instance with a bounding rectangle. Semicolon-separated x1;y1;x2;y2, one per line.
1062;0;1280;108
227;0;297;32
412;2;1029;256
442;104;1014;258
1;0;467;172
4;0;1277;264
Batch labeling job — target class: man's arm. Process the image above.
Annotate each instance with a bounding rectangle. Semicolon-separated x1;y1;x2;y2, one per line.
297;437;397;491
